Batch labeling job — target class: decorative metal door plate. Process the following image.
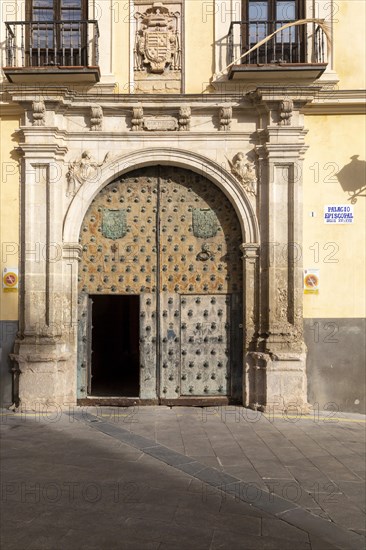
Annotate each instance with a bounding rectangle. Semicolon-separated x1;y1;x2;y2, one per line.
101;209;127;240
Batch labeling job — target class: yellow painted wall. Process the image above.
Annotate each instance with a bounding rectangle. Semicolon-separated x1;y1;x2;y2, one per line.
333;1;366;89
0;116;20;320
112;0;130;93
303;114;366;318
183;0;214;93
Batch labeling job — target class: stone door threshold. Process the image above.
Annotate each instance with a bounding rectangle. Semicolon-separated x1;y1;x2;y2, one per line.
77;396;234;407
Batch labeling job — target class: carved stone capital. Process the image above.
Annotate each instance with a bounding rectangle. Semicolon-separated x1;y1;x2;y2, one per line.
240;243;260;261
269;352;302;362
63;242;83;261
12;352;70;368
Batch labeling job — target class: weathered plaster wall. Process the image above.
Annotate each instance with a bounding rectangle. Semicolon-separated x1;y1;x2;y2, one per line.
0;321;17;406
303;114;366;319
304;318;366;414
0;115;20;321
303;114;365;412
333;1;366;89
0;115;20;406
111;0;130;92
184;0;214;93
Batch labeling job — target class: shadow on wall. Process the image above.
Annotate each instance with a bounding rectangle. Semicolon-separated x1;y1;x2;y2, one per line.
336;155;366;204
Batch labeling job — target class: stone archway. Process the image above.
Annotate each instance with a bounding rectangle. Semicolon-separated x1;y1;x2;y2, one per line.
62;148;260;406
76;165;248;404
14;148;259;408
63;148;259;244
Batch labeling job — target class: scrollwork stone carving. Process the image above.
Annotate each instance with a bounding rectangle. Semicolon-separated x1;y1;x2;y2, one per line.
178;106;191;131
219;106;232;131
277;287;288;320
32;100;46;126
131;106;144;131
278;98;293;126
90;105;103;131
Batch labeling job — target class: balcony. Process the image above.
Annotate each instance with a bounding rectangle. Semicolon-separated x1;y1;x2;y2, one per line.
227;20;328;81
3;20;100;83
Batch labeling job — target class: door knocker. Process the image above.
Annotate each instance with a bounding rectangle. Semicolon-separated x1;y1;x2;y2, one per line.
196;243;214;262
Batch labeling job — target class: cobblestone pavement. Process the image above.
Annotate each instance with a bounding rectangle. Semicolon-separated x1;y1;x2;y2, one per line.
1;406;365;549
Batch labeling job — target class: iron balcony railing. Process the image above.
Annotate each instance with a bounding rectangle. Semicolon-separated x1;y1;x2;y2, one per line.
228;20;326;66
5;20;99;68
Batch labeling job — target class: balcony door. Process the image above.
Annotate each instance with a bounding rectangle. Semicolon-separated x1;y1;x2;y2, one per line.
28;0;88;66
242;0;305;63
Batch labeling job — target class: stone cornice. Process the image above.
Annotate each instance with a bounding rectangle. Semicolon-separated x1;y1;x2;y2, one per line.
2;87;364;117
38;131;256;141
4;86;251;108
1;83;364;102
250;86;321;105
302;89;366;115
17;140;68;158
0;102;23;116
261;141;309;159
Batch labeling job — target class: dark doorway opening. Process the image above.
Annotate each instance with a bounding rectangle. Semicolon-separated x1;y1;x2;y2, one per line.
90;295;140;397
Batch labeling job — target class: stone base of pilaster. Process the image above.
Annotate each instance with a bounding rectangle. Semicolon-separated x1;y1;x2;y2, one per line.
11;338;76;410
244;351;310;414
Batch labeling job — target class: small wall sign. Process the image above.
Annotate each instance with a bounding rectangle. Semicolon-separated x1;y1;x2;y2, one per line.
2;268;18;292
324;205;354;224
304;269;319;294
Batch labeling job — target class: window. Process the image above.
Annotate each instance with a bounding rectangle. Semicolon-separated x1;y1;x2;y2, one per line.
27;0;88;66
4;0;100;81
242;0;305;63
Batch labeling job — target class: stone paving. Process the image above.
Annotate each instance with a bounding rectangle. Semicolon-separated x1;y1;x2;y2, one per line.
0;406;365;549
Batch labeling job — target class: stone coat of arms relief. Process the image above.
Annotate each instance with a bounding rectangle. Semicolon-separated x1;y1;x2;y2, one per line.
134;1;182;93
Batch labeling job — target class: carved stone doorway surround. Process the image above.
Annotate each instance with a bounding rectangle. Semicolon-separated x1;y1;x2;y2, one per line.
11;89;312;412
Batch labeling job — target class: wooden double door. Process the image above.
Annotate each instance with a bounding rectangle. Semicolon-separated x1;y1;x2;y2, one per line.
77;166;243;403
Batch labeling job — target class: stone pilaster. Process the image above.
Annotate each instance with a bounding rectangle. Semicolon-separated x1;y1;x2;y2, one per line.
240;242;260;351
241;242;260;407
11;135;73;409
248;87;312;412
